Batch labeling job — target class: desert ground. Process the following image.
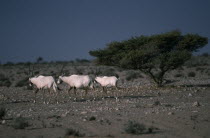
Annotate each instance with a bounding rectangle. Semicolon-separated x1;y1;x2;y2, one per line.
0;56;210;138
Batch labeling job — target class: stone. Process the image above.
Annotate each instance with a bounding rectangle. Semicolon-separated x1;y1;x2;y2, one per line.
81;111;87;115
1;120;6;124
168;112;174;115
193;101;201;107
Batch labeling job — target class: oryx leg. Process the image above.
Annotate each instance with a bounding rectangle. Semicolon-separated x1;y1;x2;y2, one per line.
54;90;59;104
34;89;39;103
85;87;88;96
73;87;76;95
42;89;46;104
68;87;73;97
47;89;51;104
73;87;77;101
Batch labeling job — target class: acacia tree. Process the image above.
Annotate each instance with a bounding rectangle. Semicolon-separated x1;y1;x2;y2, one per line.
89;30;208;87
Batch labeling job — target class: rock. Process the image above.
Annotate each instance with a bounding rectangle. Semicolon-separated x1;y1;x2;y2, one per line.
188;93;192;97
81;111;87;115
16;113;21;117
1;120;6;124
115;108;120;111
61;111;70;117
193;101;201;107
168;112;174;115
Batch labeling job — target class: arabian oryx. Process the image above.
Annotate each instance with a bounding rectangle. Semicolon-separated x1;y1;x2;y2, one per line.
57;74;94;96
94;76;119;92
29;75;58;104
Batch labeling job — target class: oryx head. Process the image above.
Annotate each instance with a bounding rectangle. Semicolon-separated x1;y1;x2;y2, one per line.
29;78;33;87
57;76;63;84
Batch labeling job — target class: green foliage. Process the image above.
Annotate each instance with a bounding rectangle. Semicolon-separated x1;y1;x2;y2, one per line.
0;74;12;87
13;117;29;129
125;71;143;81
0;107;6;119
102;68;118;77
88;67;118;77
185;56;209;67
90;30;208;86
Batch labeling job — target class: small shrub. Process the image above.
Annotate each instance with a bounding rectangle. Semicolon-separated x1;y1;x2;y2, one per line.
195;67;206;73
34;71;40;75
124;121;156;135
15;78;29;87
13;117;29;129
126;71;143;81
153;101;161;106
3;62;14;66
74;67;83;75
174;73;184;78
94;68;103;76
0;107;6;119
0;74;12;87
65;128;85;137
201;53;209;57
89;116;96;121
102;68;118;77
75;58;90;63
124;121;146;134
188;72;196;77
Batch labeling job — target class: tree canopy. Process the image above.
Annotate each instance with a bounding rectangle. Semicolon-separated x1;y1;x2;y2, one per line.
89;30;208;86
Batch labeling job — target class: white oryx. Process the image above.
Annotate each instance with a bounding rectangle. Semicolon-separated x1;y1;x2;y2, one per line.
94;76;118;92
29;75;58;103
57;75;94;96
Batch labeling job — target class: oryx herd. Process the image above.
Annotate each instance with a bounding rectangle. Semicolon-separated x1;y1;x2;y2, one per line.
29;74;119;104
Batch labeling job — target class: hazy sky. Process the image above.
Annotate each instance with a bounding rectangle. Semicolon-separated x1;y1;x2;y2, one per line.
0;0;210;63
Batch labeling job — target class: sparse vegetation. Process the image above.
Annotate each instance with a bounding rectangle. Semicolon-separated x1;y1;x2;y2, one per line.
102;68;118;77
0;107;6;119
126;71;143;81
188;72;196;77
201;53;209;57
124;121;147;134
74;67;84;75
36;57;44;63
0;55;209;137
15;77;29;87
13;117;29;129
124;121;157;135
65;128;85;137
89;116;96;121
153;100;161;106
174;73;184;78
0;73;12;87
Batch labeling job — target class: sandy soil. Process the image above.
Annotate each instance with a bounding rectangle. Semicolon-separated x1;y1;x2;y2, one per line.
0;83;210;138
